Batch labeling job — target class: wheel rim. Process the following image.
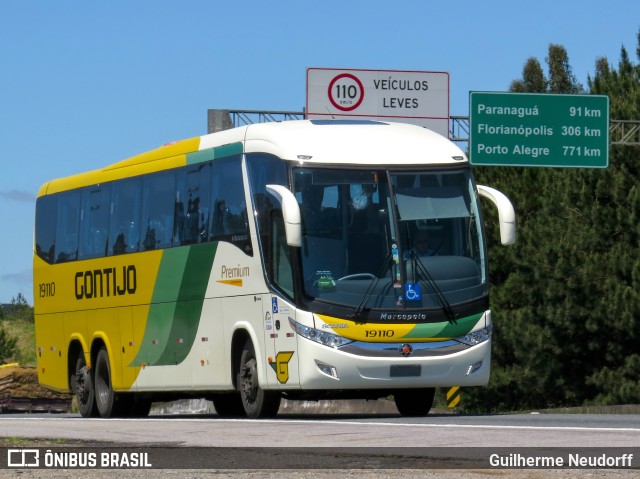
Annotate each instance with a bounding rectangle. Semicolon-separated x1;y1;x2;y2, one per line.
75;366;90;405
240;357;258;407
96;357;110;407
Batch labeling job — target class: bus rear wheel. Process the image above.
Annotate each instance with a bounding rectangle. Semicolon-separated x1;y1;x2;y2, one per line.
237;340;281;418
73;352;97;418
394;388;435;417
94;346;128;418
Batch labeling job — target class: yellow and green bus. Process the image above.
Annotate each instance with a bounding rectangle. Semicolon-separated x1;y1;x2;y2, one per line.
34;120;515;418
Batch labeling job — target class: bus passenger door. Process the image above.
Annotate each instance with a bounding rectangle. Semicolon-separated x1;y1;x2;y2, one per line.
260;205;299;387
262;294;299;388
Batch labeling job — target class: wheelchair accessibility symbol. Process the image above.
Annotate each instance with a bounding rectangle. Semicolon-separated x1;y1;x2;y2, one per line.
404;283;421;301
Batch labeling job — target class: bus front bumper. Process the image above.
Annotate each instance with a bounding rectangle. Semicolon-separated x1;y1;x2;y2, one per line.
294;336;491;390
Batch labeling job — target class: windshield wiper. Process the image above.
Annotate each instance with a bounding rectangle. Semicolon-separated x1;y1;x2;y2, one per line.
349;251;393;320
409;251;457;323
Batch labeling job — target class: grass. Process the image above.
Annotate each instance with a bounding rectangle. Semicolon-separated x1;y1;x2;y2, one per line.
0;300;36;366
1;315;36;366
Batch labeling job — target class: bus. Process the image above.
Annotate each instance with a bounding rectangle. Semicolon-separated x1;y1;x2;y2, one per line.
33;120;515;418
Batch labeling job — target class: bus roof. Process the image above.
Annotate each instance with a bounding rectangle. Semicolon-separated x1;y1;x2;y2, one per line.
205;120;467;167
39;120;467;196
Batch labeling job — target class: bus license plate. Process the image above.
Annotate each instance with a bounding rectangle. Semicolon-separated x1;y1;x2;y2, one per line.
390;365;421;377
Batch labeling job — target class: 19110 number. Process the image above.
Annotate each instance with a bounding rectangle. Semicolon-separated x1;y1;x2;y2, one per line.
39;282;55;298
365;330;395;338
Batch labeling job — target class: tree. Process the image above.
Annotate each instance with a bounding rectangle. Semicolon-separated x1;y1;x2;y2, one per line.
508;45;583;95
510;58;547;93
546;44;584;94
3;293;33;322
467;37;640;411
10;293;28;307
582;32;640;405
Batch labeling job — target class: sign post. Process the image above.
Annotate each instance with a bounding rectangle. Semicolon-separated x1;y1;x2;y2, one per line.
307;68;450;137
469;92;609;168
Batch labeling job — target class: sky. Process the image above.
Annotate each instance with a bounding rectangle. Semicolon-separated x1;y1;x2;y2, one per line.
1;1;638;305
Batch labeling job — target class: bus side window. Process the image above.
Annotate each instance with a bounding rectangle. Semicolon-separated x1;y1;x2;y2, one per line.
35;195;57;264
209;156;251;254
270;211;294;299
175;163;211;246
141;171;175;250
246;152;288;259
109;177;141;256
54;190;80;263
78;186;110;260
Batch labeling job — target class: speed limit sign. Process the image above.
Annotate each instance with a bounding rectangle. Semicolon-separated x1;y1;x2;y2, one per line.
307;68;450;136
328;73;364;111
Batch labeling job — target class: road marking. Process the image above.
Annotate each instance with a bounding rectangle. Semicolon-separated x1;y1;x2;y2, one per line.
223;418;640;433
14;416;639;433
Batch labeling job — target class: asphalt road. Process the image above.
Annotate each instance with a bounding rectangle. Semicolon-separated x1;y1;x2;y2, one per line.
1;411;639;447
1;412;638;478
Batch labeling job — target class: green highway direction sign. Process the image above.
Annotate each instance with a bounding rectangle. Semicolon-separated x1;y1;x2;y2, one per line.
469;92;609;167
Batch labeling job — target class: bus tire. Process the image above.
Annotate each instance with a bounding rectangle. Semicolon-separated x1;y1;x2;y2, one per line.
237;340;281;418
73;352;97;418
393;388;435;417
94;347;122;418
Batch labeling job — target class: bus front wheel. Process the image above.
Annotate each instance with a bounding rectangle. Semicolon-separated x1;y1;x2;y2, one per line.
237;340;281;418
393;388;435;416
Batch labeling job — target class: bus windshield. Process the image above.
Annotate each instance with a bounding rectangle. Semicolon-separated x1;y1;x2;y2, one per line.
292;167;487;314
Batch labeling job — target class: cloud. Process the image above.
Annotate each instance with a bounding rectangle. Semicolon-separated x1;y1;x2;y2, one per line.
1;269;32;285
0;189;36;203
1;269;33;305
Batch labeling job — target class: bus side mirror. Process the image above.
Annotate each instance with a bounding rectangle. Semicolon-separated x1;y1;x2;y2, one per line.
266;184;302;247
477;185;516;245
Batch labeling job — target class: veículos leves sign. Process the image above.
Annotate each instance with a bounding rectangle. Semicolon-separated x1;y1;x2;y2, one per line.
307;68;450;137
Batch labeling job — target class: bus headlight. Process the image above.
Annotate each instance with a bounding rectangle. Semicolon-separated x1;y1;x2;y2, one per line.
289;318;354;348
456;325;492;346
